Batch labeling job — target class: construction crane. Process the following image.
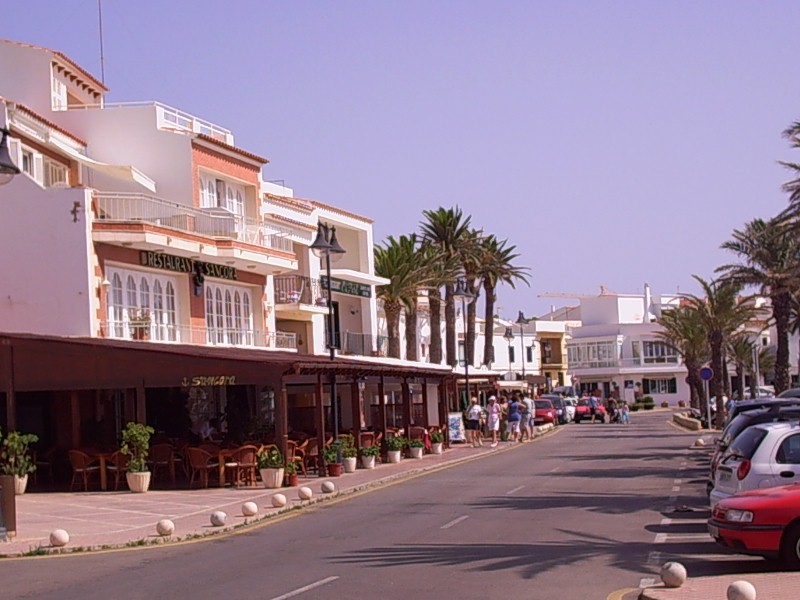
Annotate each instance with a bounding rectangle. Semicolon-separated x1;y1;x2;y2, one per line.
538;285;611;299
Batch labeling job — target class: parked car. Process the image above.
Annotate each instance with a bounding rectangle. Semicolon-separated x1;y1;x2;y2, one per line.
710;420;800;507
726;397;800;424
573;398;607;423
732;386;775;400
541;394;568;425
708;482;800;567
533;398;557;425
709;405;800;492
778;388;800;399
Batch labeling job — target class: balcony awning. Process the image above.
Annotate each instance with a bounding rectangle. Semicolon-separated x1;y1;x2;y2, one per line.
50;138;156;193
329;268;390;287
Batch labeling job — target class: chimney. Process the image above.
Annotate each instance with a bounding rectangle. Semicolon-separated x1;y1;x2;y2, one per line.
643;283;652;323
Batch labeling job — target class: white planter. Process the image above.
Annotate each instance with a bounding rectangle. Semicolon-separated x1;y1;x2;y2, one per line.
126;471;151;493
409;446;424;459
360;455;376;469
14;474;28;495
431;442;443;455
387;450;402;464
260;468;285;489
343;457;357;473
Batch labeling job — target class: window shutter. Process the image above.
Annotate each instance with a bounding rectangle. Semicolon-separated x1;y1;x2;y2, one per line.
642;379;650;394
669;378;677;394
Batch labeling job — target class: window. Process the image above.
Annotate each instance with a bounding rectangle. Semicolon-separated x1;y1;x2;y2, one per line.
44;159;69;187
566;341;617;368
526;345;534;363
508;346;516;363
642;378;677;394
642;341;678;364
106;267;179;341
776;434;800;464
204;281;254;346
51;73;67;110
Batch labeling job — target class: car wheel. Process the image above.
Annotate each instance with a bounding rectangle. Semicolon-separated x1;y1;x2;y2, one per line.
574;417;580;424
781;522;800;569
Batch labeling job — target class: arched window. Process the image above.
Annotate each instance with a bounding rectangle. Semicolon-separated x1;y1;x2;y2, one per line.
153;281;164;341
165;282;176;341
106;268;179;342
215;289;224;343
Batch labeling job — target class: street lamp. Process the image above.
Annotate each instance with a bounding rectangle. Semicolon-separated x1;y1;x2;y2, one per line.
516;311;527;381
310;222;346;464
503;326;514;371
0;128;21;186
453;278;474;409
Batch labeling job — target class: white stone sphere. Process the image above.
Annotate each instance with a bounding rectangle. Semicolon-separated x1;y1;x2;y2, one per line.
660;562;687;588
695;438;706;447
156;519;175;536
298;486;313;500
49;529;69;547
271;493;287;508
241;502;258;517
210;511;227;527
321;481;336;494
727;580;757;600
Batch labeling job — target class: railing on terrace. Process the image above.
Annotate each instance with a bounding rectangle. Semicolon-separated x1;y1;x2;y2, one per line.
571;356;681;369
93;192;294;253
68;101;233;144
100;320;296;350
341;332;388;357
274;275;325;305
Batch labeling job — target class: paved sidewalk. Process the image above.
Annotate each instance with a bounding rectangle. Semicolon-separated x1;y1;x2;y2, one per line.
639;571;800;599
0;429;552;557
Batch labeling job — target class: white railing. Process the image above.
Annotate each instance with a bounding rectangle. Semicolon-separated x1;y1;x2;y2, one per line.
93;192;294;252
101;320;296;350
68;101;234;144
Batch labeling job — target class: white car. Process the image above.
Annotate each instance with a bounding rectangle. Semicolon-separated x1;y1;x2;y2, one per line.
561;397;577;422
710;420;800;507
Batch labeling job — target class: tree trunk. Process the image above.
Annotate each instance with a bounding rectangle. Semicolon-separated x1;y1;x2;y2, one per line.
445;283;457;367
736;362;746;403
711;333;726;429
385;301;402;359
429;289;443;364
482;279;496;367
466;279;480;366
684;358;702;409
773;292;791;394
404;299;418;362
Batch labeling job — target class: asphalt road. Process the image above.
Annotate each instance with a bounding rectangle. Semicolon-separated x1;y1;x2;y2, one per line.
0;412;747;600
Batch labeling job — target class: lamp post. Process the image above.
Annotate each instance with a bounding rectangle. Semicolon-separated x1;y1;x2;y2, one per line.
453;278;474;409
516;311;527;381
310;222;346;464
503;326;514;372
0;128;20;186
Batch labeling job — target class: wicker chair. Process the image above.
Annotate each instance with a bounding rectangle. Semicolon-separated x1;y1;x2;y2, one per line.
186;447;220;488
68;450;101;491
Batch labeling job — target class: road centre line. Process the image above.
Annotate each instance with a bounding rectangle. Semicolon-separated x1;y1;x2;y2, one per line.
549;466;561;472
660;518;672;526
441;515;469;529
671;486;680;492
639;578;656;587
506;485;525;495
673;479;682;484
269;576;340;600
654;533;667;544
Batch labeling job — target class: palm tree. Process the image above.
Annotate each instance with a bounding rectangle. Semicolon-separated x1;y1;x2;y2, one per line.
727;333;755;403
401;240;439;361
420;207;473;367
681;276;757;428
717;216;798;393
657;305;709;409
457;228;485;366
477;235;530;367
778;120;800;204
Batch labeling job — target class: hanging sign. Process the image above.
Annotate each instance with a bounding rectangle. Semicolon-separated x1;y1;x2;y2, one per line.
320;276;372;298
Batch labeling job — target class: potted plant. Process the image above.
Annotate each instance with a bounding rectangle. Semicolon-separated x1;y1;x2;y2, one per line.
121;421;154;493
322;443;343;476
408;438;424;459
257;446;285;488
359;445;380;469
129;309;151;341
342;441;358;473
284;460;299;487
385;436;406;464
430;431;445;455
0;428;39;495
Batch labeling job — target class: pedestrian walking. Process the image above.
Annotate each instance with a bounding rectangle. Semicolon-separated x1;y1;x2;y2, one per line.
520;392;534;441
506;393;522;443
620;401;630;424
589;389;602;423
465;397;484;447
486;396;501;447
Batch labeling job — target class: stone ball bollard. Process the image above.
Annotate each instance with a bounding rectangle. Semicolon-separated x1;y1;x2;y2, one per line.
694;438;706;447
156;519;175;536
660;561;687;588
49;529;70;547
321;481;336;494
728;580;757;600
210;511;227;527
271;493;287;508
298;486;313;500
241;502;258;517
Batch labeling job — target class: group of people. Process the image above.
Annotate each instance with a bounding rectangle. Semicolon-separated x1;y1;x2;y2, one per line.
464;392;537;448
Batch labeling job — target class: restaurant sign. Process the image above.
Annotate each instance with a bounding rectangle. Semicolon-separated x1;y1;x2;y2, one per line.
320;276;372;298
181;376;236;387
140;251;237;281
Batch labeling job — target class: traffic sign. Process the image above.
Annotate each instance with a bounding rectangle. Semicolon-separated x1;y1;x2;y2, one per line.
699;367;714;381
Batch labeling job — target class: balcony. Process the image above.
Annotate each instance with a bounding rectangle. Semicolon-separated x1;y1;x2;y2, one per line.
341;332;388;358
93;192;294;253
101;320;297;350
274;275;326;305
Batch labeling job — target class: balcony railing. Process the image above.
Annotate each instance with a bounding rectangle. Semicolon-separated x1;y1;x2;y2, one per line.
570;356;681;369
341;332;388;357
274;275;325;305
93;192;294;252
101;320;296;350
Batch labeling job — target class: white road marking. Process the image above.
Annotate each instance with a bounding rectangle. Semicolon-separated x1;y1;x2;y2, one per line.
668;495;678;502
646;551;661;566
269;576;340;600
660;518;672;526
441;515;469;529
671;486;680;492
639;578;656;587
673;479;682;485
654;533;667;543
506;485;525;495
549;466;561;472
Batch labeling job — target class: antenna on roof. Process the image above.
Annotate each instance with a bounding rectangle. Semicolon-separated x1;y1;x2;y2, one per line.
98;0;106;84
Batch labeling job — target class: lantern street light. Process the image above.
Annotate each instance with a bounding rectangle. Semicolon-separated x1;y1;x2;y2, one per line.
0;128;21;186
310;222;346;464
503;326;514;371
516;311;527;381
453;278;474;408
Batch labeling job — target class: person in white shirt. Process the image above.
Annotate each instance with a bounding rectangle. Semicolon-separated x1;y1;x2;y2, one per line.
486;396;502;447
465;397;484;447
520;393;534;441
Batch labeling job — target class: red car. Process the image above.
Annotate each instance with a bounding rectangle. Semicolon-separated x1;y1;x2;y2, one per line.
533;399;557;425
573;398;607;423
707;483;800;568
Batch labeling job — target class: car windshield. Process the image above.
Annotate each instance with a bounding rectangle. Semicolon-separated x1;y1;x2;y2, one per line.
577;399;589;406
535;400;553;409
728;427;769;460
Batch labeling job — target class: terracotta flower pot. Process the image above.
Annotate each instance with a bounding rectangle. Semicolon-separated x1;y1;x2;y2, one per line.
326;463;343;477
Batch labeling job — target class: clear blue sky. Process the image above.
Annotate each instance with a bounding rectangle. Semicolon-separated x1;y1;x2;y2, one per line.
4;1;800;318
